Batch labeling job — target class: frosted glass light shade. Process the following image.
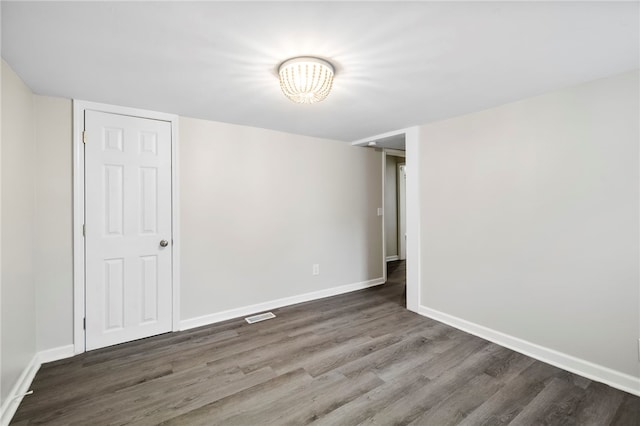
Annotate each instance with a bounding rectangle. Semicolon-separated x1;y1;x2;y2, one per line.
278;57;335;104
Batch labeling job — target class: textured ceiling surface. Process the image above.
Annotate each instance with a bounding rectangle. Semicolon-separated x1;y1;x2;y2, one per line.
2;1;638;141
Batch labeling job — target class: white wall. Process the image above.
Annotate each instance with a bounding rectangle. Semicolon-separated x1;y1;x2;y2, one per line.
1;99;384;358
419;71;639;379
179;117;383;319
34;96;73;351
1;60;37;404
384;155;399;258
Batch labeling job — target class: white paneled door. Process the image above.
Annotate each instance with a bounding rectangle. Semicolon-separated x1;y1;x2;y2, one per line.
85;110;173;350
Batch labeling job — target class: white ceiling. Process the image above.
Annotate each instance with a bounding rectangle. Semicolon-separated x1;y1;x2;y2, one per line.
2;1;638;142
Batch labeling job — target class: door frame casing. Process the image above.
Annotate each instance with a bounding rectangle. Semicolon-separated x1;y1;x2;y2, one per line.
72;100;181;354
397;162;407;261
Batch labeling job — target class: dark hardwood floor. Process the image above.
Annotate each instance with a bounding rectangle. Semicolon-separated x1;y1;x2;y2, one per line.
12;261;639;425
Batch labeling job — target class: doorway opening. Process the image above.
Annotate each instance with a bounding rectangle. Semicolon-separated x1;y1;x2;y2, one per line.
351;128;419;312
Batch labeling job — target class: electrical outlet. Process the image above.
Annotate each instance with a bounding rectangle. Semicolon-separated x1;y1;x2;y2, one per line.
312;264;320;275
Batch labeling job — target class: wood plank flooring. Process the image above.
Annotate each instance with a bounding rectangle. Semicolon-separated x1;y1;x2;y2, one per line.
11;261;640;425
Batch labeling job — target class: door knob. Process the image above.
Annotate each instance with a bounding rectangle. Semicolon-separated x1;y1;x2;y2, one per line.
160;239;169;247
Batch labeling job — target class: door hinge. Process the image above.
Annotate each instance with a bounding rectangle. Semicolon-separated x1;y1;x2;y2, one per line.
82;224;86;237
82;130;87;144
83;318;86;330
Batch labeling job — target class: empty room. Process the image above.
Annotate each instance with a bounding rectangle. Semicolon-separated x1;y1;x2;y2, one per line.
1;1;639;425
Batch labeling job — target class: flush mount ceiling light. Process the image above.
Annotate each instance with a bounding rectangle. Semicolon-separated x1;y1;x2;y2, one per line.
278;56;335;104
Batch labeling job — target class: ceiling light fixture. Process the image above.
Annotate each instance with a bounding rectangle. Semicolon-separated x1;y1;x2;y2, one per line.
278;56;335;104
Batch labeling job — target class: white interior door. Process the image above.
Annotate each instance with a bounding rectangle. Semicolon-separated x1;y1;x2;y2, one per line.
398;164;407;260
85;110;173;350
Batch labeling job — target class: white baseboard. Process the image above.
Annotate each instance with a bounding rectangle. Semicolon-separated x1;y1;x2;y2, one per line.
37;344;75;364
0;344;75;426
418;305;640;397
0;354;40;426
386;255;399;262
181;277;386;331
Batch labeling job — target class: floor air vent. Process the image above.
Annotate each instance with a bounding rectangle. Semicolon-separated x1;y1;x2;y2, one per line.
245;312;276;324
